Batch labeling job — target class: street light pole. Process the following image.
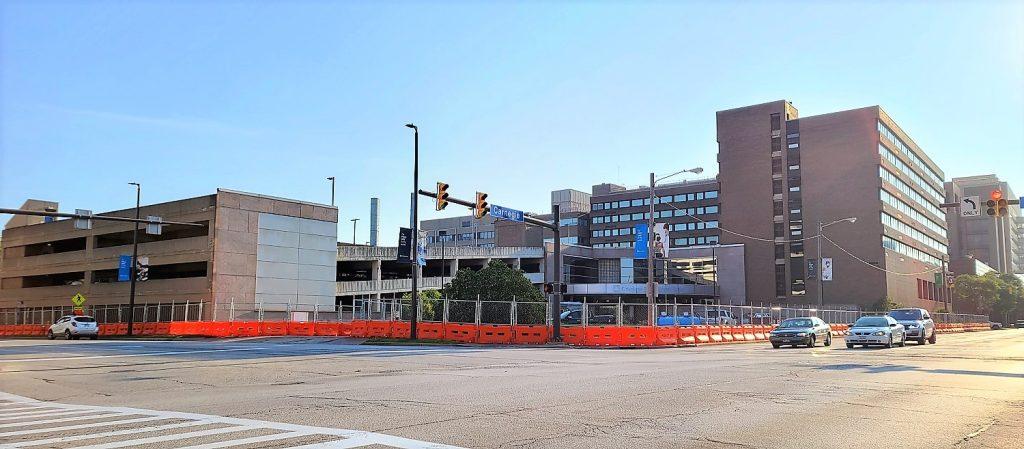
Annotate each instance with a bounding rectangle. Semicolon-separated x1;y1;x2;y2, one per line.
405;123;419;340
817;217;857;308
127;182;141;336
327;177;335;206
646;167;703;326
350;218;359;245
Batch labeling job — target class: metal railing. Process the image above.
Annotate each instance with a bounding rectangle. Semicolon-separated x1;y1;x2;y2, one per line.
0;301;204;325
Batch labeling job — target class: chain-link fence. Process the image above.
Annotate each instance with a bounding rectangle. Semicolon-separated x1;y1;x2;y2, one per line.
0;301;204;325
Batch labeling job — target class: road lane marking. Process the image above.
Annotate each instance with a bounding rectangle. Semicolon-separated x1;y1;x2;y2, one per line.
0;347;264;363
0;392;465;448
0;408;86;419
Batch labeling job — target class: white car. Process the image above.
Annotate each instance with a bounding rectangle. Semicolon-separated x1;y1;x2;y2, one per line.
703;309;738;325
846;315;906;348
47;315;99;340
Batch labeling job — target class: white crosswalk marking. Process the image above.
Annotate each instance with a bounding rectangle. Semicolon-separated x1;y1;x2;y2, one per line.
0;392;465;449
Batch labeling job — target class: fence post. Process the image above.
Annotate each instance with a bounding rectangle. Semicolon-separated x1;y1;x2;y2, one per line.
230;298;235;322
511;296;516;326
443;297;450;325
617;298;623;327
475;294;482;326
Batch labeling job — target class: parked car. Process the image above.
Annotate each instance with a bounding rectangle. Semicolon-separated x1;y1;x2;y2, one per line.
47;315;99;340
768;317;832;348
745;312;772;325
559;310;615;325
989;322;1002;330
887;308;936;345
1015;319;1024;328
846;315;906;348
703;309;738;325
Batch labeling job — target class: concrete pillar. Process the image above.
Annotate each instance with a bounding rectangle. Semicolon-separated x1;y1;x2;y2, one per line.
450;257;459;275
512;258;521;270
371;260;382;300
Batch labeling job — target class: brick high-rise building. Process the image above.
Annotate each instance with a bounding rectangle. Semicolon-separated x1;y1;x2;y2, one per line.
717;100;950;310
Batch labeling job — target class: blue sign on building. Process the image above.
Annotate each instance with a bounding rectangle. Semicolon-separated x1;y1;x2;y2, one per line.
489;204;524;222
633;224;649;259
117;255;132;282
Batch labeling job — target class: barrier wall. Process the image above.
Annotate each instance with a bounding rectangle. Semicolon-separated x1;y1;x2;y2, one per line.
0;321;995;347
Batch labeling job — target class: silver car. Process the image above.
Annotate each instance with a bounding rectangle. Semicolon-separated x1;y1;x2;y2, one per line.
888;308;936;345
47;315;99;340
846;315;906;348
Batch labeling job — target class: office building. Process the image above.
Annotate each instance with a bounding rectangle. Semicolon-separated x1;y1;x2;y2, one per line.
717;100;949;310
944;175;1022;274
589;179;721;249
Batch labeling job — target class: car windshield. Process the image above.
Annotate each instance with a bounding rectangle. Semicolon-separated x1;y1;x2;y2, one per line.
854;317;889;327
888;310;922;320
778;319;813;328
74;317;96;322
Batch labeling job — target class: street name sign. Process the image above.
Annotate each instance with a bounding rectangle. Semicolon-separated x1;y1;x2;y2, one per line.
490;204;524;222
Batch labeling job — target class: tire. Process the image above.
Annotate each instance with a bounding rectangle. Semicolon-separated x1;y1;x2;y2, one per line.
807;335;816;348
846;343;854;349
89;335;98;340
928;330;937;345
918;336;926;345
885;335;893;349
898;335;906;347
64;330;72;340
772;343;781;349
46;330;55;340
825;334;832;347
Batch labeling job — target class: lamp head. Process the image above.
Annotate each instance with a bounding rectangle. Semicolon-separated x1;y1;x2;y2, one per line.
405;123;417;130
689;167;704;174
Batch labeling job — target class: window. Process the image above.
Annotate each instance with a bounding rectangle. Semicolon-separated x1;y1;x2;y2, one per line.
592;230;601;238
788;143;799;149
705;206;718;214
788;164;800;170
775;265;787;297
688;193;696;201
604;202;612;209
880;189;946;236
772;137;782;152
772;157;784;173
631;213;643;221
705;190;718;199
696;207;705;215
786;132;800;138
790;243;804;257
674;194;686;202
477;231;494;239
461;221;471;228
774;223;785;238
674;209;685;217
775;244;786;259
619;200;630;208
706;236;719;244
771;113;781;131
696;192;705;200
631;199;643;207
705;220;718;228
559;218;578;227
774;201;784;216
789;186;801;192
790;208;801;215
592;204;603;211
773;179;784;194
459;233;473;241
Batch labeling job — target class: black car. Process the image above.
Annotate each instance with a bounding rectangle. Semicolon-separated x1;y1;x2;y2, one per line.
560;310;615;325
769;317;833;348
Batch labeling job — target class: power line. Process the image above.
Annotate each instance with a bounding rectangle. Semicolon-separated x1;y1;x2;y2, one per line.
656;201;821;243
822;234;942;277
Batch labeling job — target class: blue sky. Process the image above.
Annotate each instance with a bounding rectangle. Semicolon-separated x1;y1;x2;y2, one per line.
1;1;1021;245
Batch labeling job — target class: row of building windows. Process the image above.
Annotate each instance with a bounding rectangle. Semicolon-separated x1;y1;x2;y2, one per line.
543;236;580;245
917;278;940;301
879;144;944;204
593;242;634;248
590;191;718;211
878;120;944;186
671;220;718;231
879;166;946;218
593;227;634;238
558;218;578;227
673;235;720;246
880;189;947;237
593;205;721;224
427;231;494;243
594;213;648;224
881;212;948;254
882;236;942;266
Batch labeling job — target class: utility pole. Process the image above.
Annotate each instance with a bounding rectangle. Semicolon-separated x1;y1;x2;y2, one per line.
405;123;420;340
127;182;141;336
817;220;824;309
647;172;656;327
350;218;359;245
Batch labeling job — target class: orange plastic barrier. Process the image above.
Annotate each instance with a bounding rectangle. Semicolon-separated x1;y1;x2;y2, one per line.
259;321;288;336
655;326;679;346
229;321;259;337
560;326;585;345
313;322;339;336
416;322;444;339
140;323;158;335
336;322;352;337
512;325;549;344
114;323;128;335
445;323;477;343
0;326;10;336
287;321;315;336
717;326;732;343
478;325;513;344
753;326;766;340
390;321;411;339
154;322;171;335
366;321;392;338
678;326;698;346
696;326;712;344
169;321;203;336
584;326;620;347
349;320;369;338
729;326;745;342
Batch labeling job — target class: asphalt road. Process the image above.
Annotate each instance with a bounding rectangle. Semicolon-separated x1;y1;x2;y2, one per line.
1;331;1022;448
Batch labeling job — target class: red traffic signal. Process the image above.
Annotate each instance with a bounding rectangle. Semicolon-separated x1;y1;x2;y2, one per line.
991;190;1003;201
436;182;450;211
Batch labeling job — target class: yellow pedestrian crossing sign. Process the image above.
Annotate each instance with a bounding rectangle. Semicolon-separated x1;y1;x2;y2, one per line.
71;293;86;307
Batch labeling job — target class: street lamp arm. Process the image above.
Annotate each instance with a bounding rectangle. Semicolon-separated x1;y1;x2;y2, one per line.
822;217;857;228
655;167;704;184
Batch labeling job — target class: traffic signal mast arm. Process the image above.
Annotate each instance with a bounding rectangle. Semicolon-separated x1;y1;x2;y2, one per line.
417;189;557;230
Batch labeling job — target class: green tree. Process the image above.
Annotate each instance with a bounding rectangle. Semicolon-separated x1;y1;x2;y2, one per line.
989;273;1024;323
953;274;999;314
401;289;441;321
872;296;900;312
440;260;545;324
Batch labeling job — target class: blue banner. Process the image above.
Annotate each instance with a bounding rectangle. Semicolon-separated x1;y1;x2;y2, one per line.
633;224;649;259
117;255;132;281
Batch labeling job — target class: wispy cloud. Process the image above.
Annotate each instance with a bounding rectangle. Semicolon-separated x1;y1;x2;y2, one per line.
36;104;262;136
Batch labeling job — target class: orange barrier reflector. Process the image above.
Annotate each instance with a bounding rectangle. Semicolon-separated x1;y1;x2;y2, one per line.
584;326;620;346
478;325;513;344
444;323;477;343
349;320;369;338
259;321;288;336
512;325;549;344
416;322;444;340
560;326;585;345
678;326;697;346
390;321;411;339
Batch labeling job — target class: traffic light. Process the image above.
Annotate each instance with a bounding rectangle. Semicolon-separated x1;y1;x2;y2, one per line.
436;182;450;211
474;191;489;219
543;283;553;294
987;190;1009;216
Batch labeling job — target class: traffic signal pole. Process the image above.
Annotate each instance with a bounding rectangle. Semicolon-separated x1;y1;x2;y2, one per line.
406;124;420;340
128;183;141;336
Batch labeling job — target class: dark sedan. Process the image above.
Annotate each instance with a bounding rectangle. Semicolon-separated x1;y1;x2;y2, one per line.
769;317;833;348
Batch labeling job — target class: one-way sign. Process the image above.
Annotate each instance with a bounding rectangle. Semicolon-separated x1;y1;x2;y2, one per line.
961;196;980;217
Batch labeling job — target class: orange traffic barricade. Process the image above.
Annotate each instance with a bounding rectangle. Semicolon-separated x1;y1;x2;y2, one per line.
709;326;724;343
677;326;698;346
619;326;657;347
478;325;513;344
416;322;444;339
560;326;585;345
366;321;392;338
512;325;549;344
314;322;340;336
349;320;368;338
584;326;620;347
287;321;315;336
336;322;352;336
259;321;288;336
444;323;477;343
654;326;679;346
390;321;411;339
742;326;756;341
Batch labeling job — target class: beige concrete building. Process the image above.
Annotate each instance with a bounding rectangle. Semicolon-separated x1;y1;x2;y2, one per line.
1;189;337;319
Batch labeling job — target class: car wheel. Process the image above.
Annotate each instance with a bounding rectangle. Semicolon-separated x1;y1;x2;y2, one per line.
46;330;55;340
64;330;73;340
89;335;98;340
807;335;816;348
771;343;781;349
825;334;832;347
885;335;893;349
846;343;854;349
918;336;926;345
928;331;937;344
898;335;906;347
